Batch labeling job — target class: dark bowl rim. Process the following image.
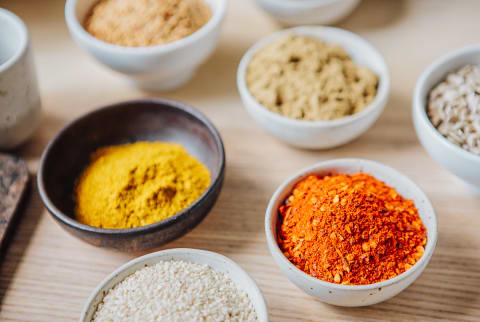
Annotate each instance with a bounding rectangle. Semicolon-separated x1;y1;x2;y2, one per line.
37;98;226;237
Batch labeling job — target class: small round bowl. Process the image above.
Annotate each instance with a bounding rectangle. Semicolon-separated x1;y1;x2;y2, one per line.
255;0;361;26
81;248;268;321
237;26;390;149
265;158;437;307
65;0;227;91
413;45;480;192
38;99;225;252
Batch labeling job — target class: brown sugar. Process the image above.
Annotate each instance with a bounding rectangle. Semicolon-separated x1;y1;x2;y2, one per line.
84;0;212;47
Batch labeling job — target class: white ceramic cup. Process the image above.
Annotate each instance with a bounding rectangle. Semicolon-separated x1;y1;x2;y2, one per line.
0;9;41;149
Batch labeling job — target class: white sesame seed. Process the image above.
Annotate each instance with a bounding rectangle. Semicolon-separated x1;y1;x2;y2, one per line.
93;260;258;322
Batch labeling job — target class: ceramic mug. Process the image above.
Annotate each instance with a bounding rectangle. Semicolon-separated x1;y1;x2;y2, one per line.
0;8;41;149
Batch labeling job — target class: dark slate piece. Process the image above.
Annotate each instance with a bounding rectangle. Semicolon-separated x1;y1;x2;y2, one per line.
0;153;29;250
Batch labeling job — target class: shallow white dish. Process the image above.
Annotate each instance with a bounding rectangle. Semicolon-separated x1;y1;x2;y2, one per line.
265;158;437;307
81;248;268;321
237;26;390;149
255;0;361;26
413;45;480;191
65;0;227;91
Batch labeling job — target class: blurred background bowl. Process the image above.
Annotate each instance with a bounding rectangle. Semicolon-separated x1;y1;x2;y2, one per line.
65;0;227;91
413;45;480;192
265;158;437;306
237;26;390;149
38;99;225;252
254;0;361;26
81;248;268;321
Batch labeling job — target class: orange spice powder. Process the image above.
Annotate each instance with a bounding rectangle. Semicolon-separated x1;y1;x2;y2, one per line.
277;173;427;285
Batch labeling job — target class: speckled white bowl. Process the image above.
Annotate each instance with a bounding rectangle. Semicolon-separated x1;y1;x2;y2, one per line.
255;0;361;26
65;0;227;91
265;158;437;307
81;249;268;321
237;26;390;149
413;45;480;192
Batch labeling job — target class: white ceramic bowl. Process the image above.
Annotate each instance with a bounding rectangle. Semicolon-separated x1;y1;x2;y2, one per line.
413;46;480;191
255;0;361;26
81;248;268;321
265;158;437;307
237;26;390;149
65;0;227;91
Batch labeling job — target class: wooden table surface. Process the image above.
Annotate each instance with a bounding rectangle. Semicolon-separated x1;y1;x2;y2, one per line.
1;0;480;321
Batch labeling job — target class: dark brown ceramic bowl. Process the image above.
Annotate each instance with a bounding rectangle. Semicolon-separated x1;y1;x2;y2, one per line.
37;99;225;252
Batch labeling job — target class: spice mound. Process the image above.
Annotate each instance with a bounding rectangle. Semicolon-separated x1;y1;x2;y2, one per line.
93;260;258;321
277;173;427;285
84;0;212;47
427;64;480;154
246;35;379;121
75;142;210;229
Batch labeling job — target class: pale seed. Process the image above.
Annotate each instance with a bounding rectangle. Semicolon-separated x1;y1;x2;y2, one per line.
334;273;341;283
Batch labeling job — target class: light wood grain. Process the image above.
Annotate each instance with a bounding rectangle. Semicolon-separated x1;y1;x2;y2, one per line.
1;0;480;321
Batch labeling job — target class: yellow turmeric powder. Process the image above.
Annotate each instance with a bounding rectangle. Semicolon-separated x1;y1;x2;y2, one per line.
74;142;211;229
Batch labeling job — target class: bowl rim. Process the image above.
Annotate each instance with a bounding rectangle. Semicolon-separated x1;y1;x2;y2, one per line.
37;98;226;236
413;44;480;162
256;0;349;9
237;26;390;128
265;158;438;291
80;248;268;321
64;0;227;55
0;8;28;74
